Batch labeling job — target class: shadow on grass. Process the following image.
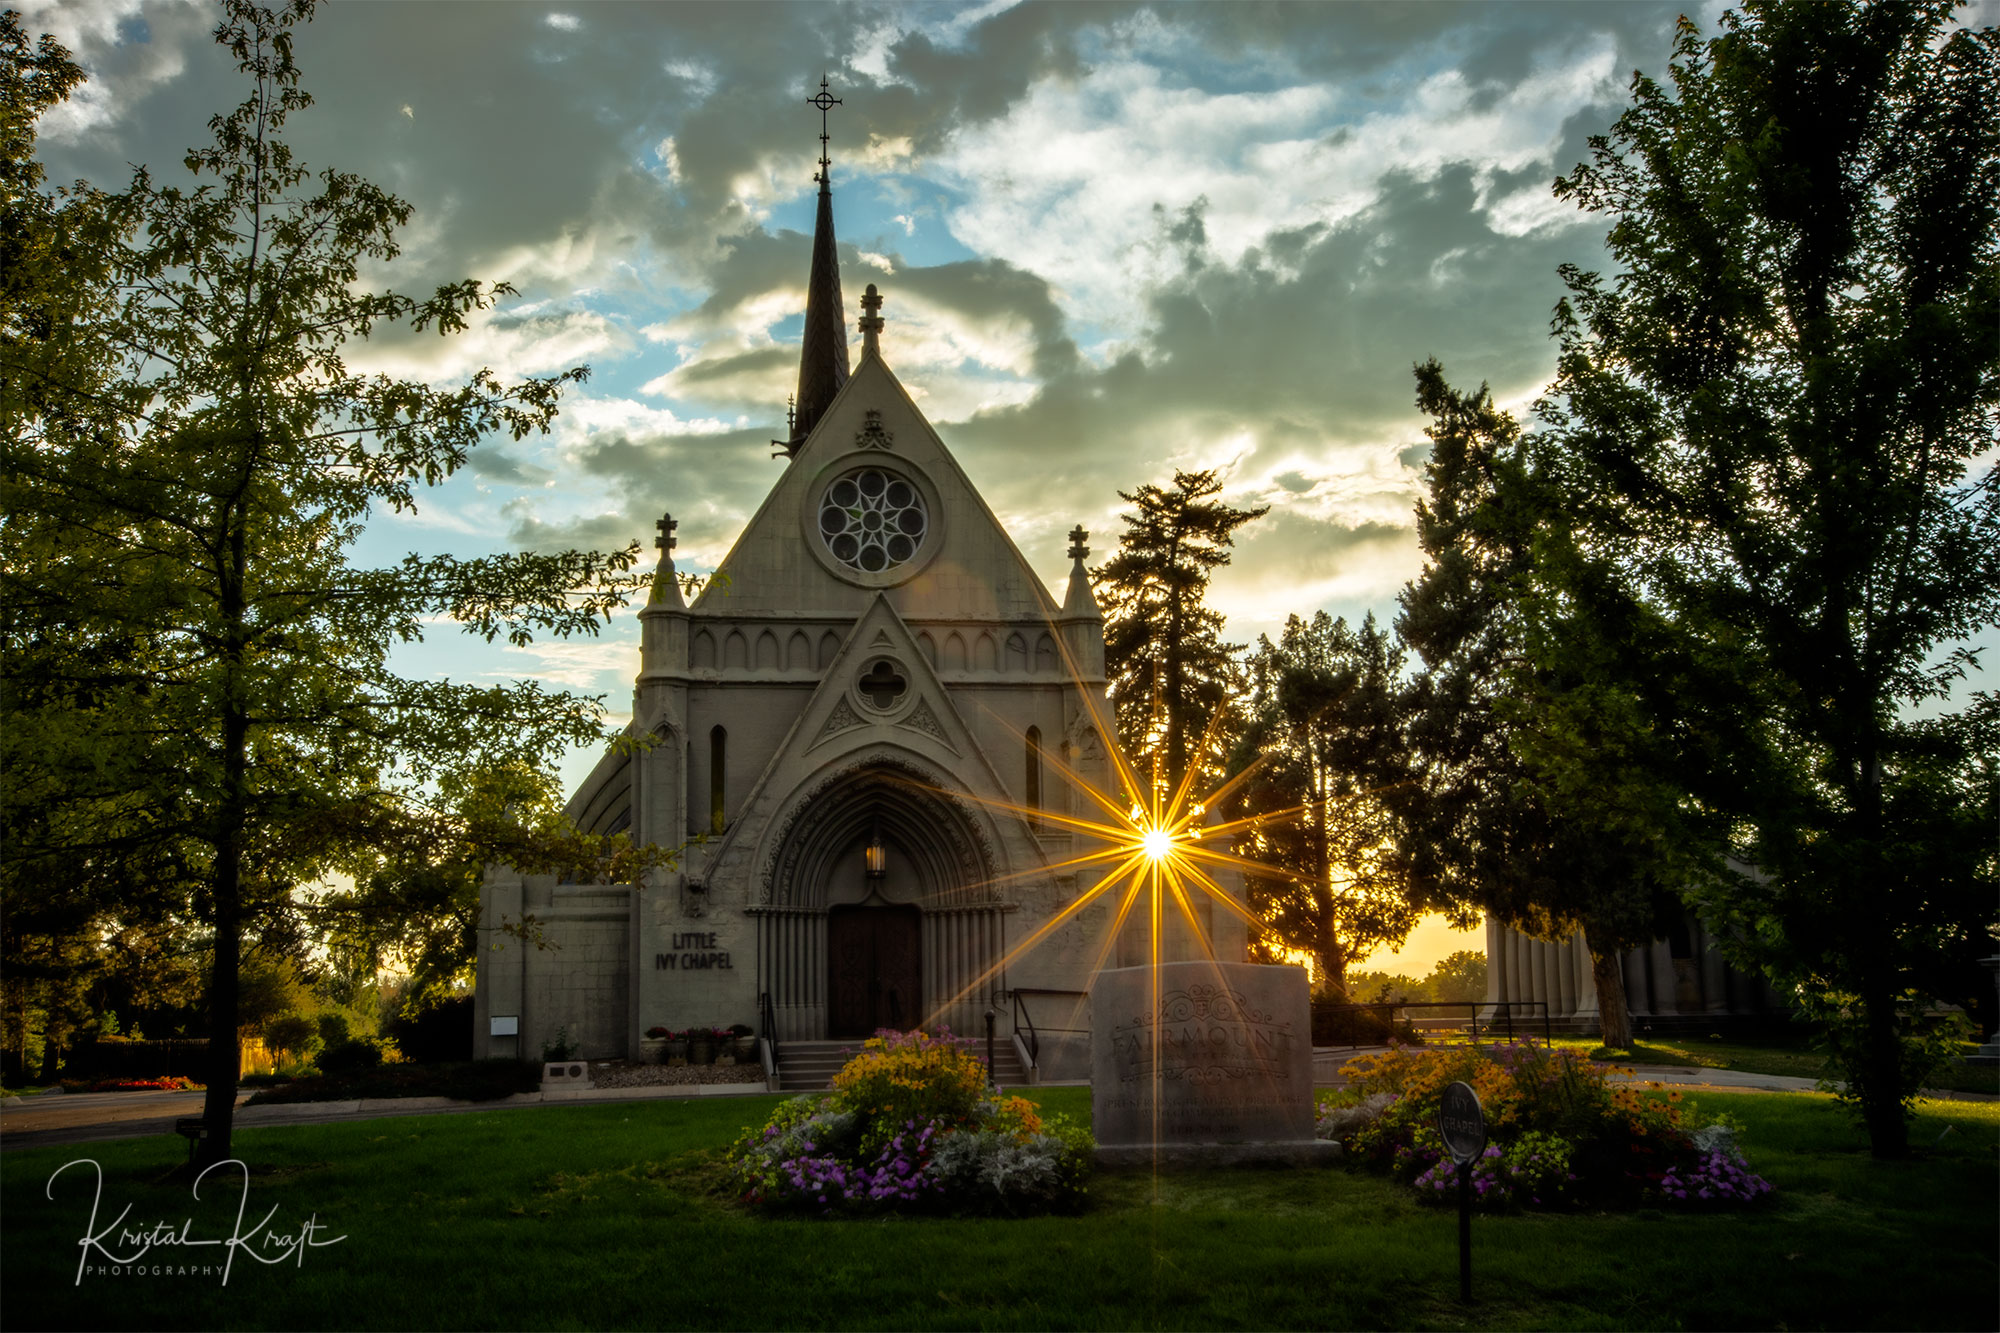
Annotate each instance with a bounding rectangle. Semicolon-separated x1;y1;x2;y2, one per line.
2;1089;1993;1330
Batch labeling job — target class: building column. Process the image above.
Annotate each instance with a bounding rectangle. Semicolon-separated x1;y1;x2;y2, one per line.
1571;933;1599;1019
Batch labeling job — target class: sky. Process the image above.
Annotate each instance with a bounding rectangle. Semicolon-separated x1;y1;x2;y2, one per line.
23;0;1995;974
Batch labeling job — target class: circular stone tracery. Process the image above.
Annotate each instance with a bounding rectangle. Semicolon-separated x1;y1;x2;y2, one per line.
817;468;927;574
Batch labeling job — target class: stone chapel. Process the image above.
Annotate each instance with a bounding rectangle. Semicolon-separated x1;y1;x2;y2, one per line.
473;106;1245;1079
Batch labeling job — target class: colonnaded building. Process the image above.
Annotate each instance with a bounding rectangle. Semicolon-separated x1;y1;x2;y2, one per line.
474;114;1245;1082
1483;915;1788;1037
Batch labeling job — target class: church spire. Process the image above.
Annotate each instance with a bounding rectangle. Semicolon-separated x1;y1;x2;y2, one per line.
785;76;850;458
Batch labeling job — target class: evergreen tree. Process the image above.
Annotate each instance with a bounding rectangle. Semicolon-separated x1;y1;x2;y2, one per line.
1231;611;1417;999
1535;0;2000;1156
0;1;664;1164
1394;361;1688;1050
1094;469;1265;785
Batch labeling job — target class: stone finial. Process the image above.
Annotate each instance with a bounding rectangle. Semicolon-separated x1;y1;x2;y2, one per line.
859;283;885;360
650;512;685;608
1061;523;1101;625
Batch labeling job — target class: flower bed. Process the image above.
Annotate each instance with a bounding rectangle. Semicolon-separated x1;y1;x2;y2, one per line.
1317;1041;1772;1211
79;1076;201;1093
727;1028;1094;1216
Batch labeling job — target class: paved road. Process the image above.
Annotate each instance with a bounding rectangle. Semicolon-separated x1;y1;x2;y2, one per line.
7;1058;1990;1155
0;1080;777;1154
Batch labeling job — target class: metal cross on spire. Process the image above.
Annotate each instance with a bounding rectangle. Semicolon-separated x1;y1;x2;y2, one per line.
655;513;678;558
807;75;841;186
1067;526;1089;561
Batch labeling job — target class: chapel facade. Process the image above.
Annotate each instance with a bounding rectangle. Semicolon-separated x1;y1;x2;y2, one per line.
473;117;1245;1077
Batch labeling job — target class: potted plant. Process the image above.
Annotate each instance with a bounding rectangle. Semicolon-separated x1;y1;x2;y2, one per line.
705;1026;736;1065
687;1027;715;1065
729;1022;757;1064
647;1026;688;1065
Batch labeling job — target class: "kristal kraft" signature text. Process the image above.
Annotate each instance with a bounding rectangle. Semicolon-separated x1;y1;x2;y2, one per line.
47;1158;346;1286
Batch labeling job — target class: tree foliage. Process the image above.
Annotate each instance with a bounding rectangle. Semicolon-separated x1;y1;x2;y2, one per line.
0;1;664;1162
1232;611;1416;998
1535;0;1999;1155
1094;469;1265;784
1394;360;1687;1049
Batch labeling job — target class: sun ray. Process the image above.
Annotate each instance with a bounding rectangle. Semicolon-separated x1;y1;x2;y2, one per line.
878;580;1338;1126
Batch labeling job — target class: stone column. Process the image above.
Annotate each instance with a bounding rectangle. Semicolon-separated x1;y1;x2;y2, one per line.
1972;957;2000;1063
1570;933;1599;1021
1649;939;1678;1015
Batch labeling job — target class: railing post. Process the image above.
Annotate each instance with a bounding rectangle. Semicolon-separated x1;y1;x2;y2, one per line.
984;1008;997;1090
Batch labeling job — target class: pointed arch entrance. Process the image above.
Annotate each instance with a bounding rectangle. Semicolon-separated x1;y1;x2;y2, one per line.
753;759;1010;1041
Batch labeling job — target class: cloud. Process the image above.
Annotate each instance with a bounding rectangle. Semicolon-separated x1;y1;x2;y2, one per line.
19;0;1702;700
1211;511;1421;642
488;638;637;691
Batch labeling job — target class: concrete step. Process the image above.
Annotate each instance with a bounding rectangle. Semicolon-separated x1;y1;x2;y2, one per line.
772;1038;1033;1091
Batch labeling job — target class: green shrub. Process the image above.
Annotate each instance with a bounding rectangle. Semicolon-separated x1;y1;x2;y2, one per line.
244;1060;537;1104
318;1039;385;1075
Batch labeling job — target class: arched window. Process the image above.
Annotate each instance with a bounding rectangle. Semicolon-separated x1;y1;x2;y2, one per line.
1025;726;1042;815
709;725;727;833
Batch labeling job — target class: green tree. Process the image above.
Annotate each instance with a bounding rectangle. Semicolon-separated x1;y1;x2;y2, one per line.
1537;0;1999;1156
1394;361;1688;1050
0;1;663;1165
1232;611;1417;999
320;762;664;1011
1427;949;1488;1005
1094;469;1265;785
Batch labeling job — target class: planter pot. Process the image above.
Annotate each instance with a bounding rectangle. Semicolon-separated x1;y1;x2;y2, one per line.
688;1038;715;1065
541;1060;593;1089
659;1040;688;1065
734;1037;758;1065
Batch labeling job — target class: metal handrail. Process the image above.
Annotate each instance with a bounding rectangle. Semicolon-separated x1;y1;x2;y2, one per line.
995;987;1090;1069
1009;990;1040;1066
1310;999;1552;1050
758;990;781;1070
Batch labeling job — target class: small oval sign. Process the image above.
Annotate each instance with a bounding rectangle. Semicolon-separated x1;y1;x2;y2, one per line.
1438;1080;1486;1165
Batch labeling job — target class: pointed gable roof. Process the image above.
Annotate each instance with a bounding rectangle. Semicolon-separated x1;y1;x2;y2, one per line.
694;351;1062;623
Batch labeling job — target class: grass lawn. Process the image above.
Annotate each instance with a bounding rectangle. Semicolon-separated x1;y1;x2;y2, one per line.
1532;1031;2000;1096
3;1087;1994;1331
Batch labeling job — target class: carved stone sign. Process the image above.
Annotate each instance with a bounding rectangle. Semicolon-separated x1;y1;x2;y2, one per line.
655;931;733;972
1091;961;1322;1164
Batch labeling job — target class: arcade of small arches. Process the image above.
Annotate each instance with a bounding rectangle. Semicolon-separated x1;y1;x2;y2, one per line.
689;624;1062;675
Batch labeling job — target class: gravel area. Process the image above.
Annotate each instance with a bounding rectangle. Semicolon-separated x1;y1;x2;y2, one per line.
590;1060;767;1088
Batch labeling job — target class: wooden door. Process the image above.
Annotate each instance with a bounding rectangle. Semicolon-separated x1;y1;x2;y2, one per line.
826;905;922;1038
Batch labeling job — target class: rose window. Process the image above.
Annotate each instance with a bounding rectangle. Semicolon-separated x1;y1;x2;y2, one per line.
817;468;927;574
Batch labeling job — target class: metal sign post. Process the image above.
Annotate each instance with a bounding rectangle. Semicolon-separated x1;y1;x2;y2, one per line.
1437;1081;1487;1304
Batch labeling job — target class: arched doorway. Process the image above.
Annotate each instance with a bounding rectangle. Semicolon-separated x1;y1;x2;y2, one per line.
754;759;1007;1041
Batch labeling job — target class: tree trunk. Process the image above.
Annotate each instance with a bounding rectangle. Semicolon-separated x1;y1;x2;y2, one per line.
1590;947;1632;1050
196;831;242;1170
1856;977;1911;1159
196;480;252;1172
